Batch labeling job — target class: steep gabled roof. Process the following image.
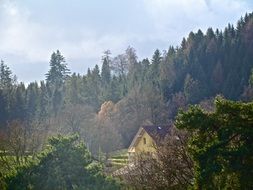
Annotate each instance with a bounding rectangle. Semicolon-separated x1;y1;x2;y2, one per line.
128;127;145;152
128;125;172;152
143;125;172;143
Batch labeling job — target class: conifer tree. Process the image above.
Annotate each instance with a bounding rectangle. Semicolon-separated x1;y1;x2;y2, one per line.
45;50;70;116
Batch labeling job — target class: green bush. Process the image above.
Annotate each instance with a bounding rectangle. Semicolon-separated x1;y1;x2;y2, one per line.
5;135;121;190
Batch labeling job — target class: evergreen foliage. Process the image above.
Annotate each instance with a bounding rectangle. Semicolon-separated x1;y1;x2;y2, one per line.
0;11;253;190
0;13;253;128
5;135;121;190
176;98;253;189
0;13;253;183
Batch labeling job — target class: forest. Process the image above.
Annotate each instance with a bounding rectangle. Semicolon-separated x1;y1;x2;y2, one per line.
0;12;253;189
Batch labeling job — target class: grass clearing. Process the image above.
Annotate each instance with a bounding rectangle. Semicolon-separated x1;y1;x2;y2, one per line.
106;149;129;173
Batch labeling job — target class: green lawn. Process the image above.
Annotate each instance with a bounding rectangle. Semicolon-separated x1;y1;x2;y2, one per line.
106;149;128;173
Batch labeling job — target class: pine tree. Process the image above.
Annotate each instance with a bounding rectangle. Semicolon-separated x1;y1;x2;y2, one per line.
101;56;111;85
26;82;40;120
45;50;70;116
45;50;70;86
0;60;13;89
39;81;49;119
176;98;253;189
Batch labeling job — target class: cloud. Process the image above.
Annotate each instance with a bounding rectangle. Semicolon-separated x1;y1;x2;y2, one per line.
0;0;130;82
0;1;57;62
142;0;251;43
0;0;252;82
0;1;128;60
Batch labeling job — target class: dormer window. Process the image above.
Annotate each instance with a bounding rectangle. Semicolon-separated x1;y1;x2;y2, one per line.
143;138;146;145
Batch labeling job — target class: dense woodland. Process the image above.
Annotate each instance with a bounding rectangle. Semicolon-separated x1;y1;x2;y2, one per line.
125;98;253;189
0;12;253;189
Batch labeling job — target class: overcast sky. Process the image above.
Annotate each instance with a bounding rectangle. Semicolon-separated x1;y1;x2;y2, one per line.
0;0;252;83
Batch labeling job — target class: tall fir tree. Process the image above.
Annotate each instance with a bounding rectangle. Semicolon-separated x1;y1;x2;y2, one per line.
45;50;70;116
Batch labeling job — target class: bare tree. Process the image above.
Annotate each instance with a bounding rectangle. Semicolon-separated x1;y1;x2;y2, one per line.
167;92;187;119
112;54;128;76
91;101;123;155
0;120;45;169
125;46;138;72
61;104;95;134
124;128;194;190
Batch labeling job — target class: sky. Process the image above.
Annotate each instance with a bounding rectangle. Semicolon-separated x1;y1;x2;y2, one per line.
0;0;252;83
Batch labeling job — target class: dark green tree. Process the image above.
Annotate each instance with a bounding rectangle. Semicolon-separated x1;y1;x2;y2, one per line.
85;65;101;110
39;81;50;119
6;135;121;190
64;73;84;105
45;50;70;116
0;89;8;127
45;50;69;86
101;51;111;85
0;61;14;125
150;49;162;80
10;83;26;121
26;82;40;120
100;52;112;102
152;49;162;65
0;60;13;89
176;98;253;189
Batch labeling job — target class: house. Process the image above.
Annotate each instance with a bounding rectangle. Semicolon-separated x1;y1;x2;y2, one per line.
112;125;172;176
128;125;172;161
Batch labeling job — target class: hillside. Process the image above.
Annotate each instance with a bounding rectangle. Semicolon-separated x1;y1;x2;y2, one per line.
0;12;253;154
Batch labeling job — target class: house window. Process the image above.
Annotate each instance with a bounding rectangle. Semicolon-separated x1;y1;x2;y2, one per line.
143;138;146;145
